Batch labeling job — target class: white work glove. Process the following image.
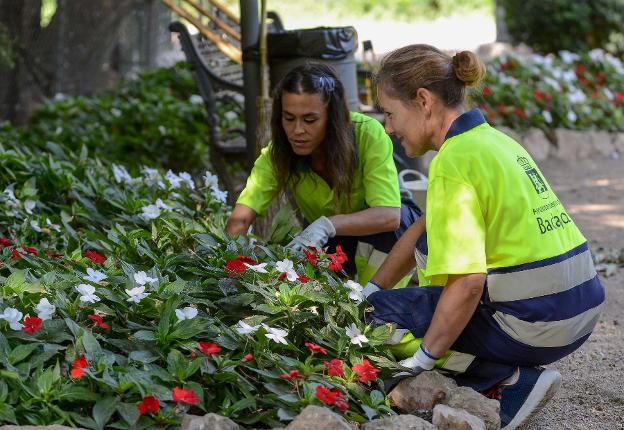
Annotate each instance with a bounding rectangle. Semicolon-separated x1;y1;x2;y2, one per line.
414;246;427;269
287;216;336;251
362;281;381;299
399;344;437;374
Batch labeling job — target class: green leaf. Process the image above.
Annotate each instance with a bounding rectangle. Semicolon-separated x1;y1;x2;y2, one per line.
133;330;155;341
93;396;118;430
117;402;141;427
59;386;101;402
128;350;158;363
277;407;297;421
8;343;39;365
370;390;384;406
0;403;17;425
81;329;102;357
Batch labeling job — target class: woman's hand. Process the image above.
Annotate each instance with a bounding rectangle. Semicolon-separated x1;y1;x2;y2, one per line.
225;204;257;237
330;206;400;236
287;216;336;251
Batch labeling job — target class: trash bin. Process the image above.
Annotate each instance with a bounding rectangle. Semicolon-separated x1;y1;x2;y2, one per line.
252;27;360;111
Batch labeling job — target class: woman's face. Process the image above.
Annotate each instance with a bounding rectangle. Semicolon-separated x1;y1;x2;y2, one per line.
281;91;329;157
377;86;431;158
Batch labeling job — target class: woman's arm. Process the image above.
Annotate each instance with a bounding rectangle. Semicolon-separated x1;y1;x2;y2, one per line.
422;273;486;358
329;206;400;236
370;216;425;289
225;204;257;237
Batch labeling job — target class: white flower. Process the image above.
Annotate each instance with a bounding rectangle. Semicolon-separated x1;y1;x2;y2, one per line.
559;50;580;64
141;167;162;186
567;110;578;123
542;110;553;124
35;298;55;321
165;170;183;189
155;198;171;211
244;262;268;273
0;307;24;330
84;267;107;283
55;126;62;135
345;323;369;347
568;89;586;104
141;204;161;220
175;306;198;321
46;219;61;232
203;171;219;189
275;259;299;282
189;94;203;105
112;164;134;185
3;187;17;201
604;88;614;101
125;286;149;303
158;125;166;135
179;172;195;189
24;200;36;214
345;280;365;304
224;111;238;121
134;271;158;286
211;188;228;203
30;220;42;232
75;284;100;304
588;49;605;62
111;107;122;117
53;93;66;101
236;320;260;334
543;77;562;92
562;70;577;83
262;324;289;344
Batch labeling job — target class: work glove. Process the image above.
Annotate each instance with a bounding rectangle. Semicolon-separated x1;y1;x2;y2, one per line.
362;281;381;299
287;216;336;251
414;246;427;269
399;344;437;374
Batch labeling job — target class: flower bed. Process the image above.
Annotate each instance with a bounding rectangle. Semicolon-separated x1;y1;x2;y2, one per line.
469;49;624;132
0;138;401;428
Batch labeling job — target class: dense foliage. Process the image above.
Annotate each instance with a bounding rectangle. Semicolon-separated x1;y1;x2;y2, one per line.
0;138;402;428
469;49;624;131
501;0;624;55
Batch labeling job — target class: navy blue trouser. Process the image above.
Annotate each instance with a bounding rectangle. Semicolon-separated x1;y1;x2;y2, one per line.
367;286;590;391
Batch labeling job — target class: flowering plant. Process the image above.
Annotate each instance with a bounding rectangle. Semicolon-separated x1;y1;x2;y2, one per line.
0;139;401;428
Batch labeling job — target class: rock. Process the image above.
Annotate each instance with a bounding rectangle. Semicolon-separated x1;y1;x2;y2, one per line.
589;131;615;157
433;404;486;430
554;129;591;162
180;413;240;430
521;128;551;161
387;371;457;413
612;133;624;155
361;414;435;430
286;405;352;430
0;427;86;430
445;387;501;430
497;126;522;144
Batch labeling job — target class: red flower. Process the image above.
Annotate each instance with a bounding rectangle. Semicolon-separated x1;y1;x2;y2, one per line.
172;387;199;405
315;385;343;406
615;92;624;105
277;272;287;281
88;314;110;330
138;395;160;415
279;370;302;379
324;359;345;377
242;353;254;362
224;255;257;277
304;341;327;355
497;104;506;114
22;316;43;334
533;90;550;102
21;245;39;256
328;260;343;273
198;341;222;356
596;72;606;86
70;367;85;379
336;398;349;412
84;250;106;264
44;250;64;259
333;245;348;264
575;63;587;78
482;86;492;97
303;248;318;266
514;107;527;120
298;275;311;283
0;237;11;247
73;356;89;369
10;248;23;260
352;359;380;383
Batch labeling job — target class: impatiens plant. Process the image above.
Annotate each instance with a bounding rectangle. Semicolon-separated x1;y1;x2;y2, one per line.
0;137;401;428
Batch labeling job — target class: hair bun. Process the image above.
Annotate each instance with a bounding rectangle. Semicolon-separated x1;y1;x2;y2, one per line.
452;51;486;87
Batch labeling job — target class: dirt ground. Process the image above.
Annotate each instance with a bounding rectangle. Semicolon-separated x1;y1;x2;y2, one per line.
525;156;624;430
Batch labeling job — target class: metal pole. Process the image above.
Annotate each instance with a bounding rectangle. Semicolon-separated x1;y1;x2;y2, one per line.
240;0;259;170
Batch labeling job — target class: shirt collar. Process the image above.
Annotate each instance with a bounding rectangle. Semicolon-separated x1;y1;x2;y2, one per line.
444;108;486;141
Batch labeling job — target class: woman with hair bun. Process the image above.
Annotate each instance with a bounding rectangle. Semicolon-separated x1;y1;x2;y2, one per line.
226;62;426;286
362;44;603;430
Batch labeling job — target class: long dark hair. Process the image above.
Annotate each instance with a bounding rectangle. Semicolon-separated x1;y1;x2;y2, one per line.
270;63;356;212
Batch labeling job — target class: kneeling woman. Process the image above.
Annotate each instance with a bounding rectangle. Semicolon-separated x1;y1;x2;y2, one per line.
226;63;426;285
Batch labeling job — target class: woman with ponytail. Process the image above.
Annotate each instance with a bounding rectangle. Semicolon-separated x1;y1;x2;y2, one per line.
363;45;603;430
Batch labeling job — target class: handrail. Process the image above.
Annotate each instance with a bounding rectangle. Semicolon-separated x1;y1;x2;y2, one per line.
184;0;241;42
205;0;240;25
162;0;242;64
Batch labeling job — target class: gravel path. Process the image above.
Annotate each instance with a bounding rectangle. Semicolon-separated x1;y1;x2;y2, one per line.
526;157;624;430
